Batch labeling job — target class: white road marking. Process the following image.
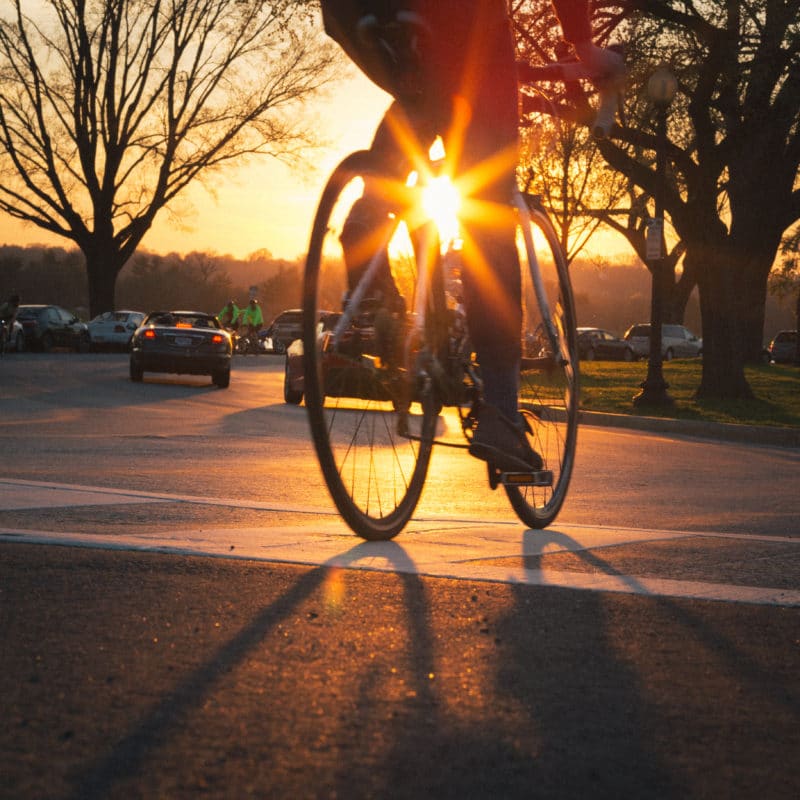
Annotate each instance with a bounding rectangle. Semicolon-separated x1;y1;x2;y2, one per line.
1;479;798;607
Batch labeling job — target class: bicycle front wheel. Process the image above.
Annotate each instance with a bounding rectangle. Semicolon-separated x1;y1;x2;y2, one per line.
506;198;579;528
302;151;437;540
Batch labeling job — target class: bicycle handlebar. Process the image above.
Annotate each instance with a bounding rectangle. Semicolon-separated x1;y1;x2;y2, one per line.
518;59;623;140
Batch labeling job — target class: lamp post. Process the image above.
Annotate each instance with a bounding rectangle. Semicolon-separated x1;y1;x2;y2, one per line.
634;65;677;407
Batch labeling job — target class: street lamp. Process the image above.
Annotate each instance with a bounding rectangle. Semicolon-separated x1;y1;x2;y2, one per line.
634;65;678;407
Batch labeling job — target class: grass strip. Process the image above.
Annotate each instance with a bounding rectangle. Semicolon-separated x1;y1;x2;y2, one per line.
579;361;800;428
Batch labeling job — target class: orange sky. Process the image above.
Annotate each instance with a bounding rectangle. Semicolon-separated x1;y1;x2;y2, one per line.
0;70;392;262
0;60;633;264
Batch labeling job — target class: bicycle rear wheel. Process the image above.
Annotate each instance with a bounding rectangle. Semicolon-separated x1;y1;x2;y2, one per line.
505;197;579;528
302;151;437;540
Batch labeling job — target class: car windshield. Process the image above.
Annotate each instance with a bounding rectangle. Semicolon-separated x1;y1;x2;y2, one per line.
16;307;42;319
147;312;217;328
627;325;650;337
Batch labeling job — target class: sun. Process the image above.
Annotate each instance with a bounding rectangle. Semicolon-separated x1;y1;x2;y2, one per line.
422;174;462;244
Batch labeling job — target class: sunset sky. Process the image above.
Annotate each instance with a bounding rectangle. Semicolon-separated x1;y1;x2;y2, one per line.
0;63;392;262
0;6;631;265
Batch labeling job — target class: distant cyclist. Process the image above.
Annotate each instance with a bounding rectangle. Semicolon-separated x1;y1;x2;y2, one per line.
320;1;622;473
0;292;20;350
218;299;240;331
239;298;263;341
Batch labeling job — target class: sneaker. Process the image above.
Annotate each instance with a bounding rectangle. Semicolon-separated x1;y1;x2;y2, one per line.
469;403;543;472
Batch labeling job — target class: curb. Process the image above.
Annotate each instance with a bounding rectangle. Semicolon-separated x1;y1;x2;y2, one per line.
579;410;800;448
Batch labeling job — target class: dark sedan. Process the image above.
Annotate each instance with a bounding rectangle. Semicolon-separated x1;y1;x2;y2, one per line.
130;310;233;387
577;327;636;361
16;304;91;352
767;330;798;364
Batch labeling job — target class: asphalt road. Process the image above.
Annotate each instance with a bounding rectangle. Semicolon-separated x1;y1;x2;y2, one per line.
1;353;799;799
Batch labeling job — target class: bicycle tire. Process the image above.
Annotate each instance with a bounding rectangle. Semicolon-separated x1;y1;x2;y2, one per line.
505;198;579;528
302;150;437;540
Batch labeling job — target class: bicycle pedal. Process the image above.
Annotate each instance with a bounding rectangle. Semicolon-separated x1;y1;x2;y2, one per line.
498;470;553;487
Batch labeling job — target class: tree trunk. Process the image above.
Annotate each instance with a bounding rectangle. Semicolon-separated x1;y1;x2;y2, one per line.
739;264;769;364
694;250;753;400
85;253;123;318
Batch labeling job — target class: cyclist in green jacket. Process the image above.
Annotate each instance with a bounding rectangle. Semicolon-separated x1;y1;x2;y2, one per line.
320;0;621;472
218;299;240;330
239;298;263;335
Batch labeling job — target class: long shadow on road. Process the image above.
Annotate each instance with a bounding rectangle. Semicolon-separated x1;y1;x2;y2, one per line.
63;530;799;799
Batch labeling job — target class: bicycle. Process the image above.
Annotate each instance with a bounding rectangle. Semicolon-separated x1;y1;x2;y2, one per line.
302;56;619;541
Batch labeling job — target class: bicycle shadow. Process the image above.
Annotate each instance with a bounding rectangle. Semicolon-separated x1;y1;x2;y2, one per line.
485;527;800;797
66;528;797;799
68;540;437;800
486;528;685;797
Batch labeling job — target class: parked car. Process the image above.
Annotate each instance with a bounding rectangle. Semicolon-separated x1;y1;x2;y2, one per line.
1;319;25;353
129;310;233;388
265;309;304;354
283;311;350;405
767;330;798;364
577;327;636;361
16;304;91;352
88;310;145;351
623;323;703;360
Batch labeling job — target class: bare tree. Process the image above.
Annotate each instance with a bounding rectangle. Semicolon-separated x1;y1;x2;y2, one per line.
513;0;800;399
0;0;337;316
515;2;698;333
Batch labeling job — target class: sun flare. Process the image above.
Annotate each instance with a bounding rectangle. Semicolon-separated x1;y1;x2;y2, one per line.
421;174;462;245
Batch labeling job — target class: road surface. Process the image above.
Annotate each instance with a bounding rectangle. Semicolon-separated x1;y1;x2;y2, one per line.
1;353;798;799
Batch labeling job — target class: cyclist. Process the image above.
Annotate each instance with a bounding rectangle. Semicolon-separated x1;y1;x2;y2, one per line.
239;297;263;343
0;292;20;350
320;1;621;473
218;299;240;331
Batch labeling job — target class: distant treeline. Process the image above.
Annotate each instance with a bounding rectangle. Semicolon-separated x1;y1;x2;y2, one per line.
0;244;303;325
1;243;795;339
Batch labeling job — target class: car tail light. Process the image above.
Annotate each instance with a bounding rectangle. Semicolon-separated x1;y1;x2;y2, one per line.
143;329;157;339
212;334;223;343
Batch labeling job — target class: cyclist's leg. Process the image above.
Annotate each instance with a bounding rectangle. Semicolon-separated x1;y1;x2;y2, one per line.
340;102;432;314
435;4;541;470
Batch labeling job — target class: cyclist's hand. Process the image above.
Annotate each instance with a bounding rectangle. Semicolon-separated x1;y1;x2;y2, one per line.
573;42;625;85
574;43;625;138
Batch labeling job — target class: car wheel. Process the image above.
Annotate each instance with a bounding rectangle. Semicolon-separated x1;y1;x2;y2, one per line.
584;347;596;361
623;347;634;362
41;332;54;352
663;348;674;361
14;332;25;353
129;360;144;382
78;333;91;353
283;360;303;405
213;368;231;389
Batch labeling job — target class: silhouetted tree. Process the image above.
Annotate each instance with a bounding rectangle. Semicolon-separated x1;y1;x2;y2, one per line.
514;0;800;399
0;0;337;317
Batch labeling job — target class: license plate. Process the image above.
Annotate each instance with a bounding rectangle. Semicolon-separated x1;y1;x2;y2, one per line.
175;336;193;347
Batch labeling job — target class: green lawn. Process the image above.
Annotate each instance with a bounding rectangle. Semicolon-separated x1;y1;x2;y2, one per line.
579;360;800;428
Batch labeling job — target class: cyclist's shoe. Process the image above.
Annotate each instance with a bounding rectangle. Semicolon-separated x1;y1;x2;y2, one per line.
469;403;543;473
